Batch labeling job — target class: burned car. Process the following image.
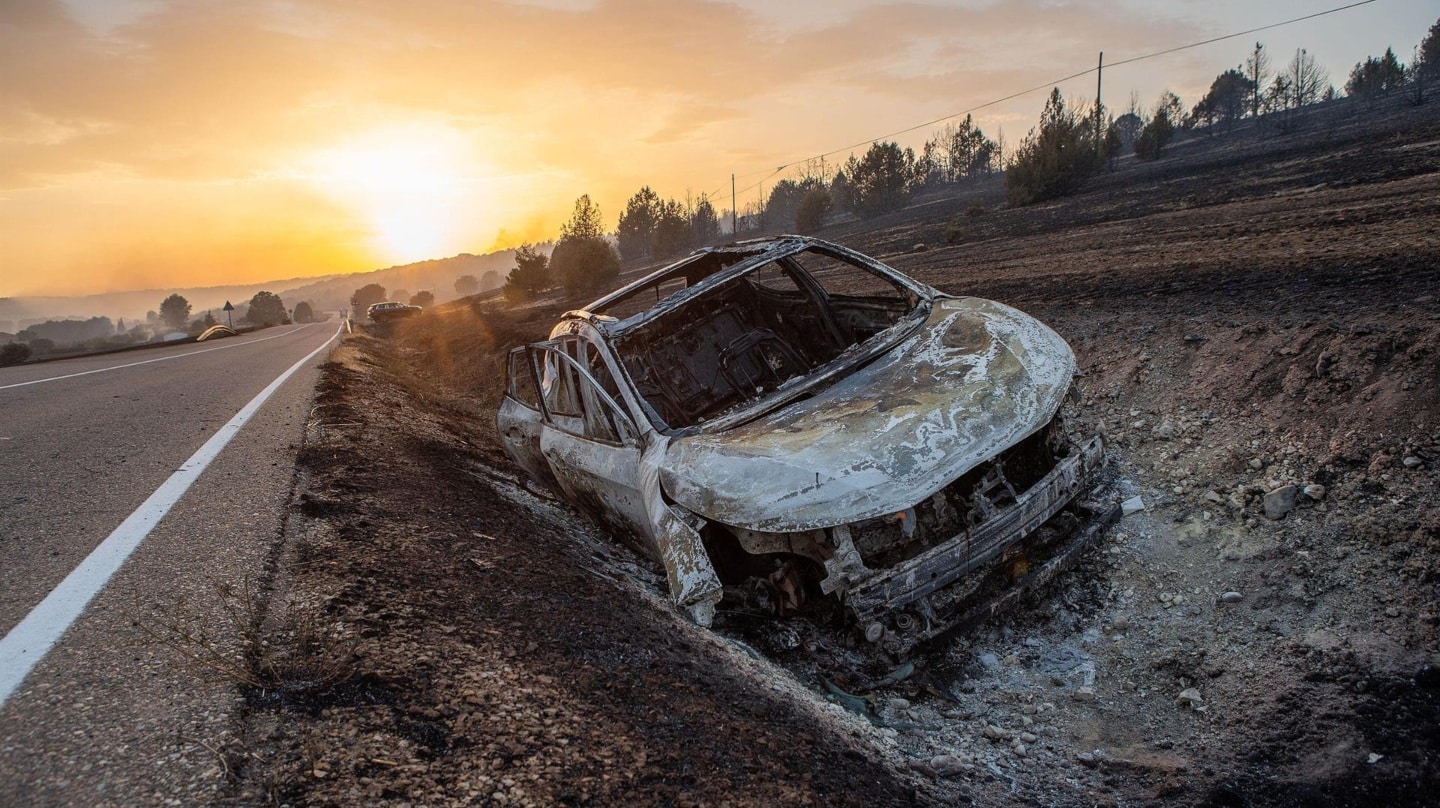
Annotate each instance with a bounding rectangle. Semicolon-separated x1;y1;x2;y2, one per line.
498;236;1111;651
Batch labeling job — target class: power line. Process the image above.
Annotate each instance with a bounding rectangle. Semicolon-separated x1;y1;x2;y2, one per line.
723;0;1377;203
1105;0;1377;70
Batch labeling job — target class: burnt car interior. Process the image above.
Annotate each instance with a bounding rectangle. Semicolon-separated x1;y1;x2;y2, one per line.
597;246;924;430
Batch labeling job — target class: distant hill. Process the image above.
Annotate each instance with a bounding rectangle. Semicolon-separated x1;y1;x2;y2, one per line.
0;276;347;331
0;245;545;330
273;248;541;316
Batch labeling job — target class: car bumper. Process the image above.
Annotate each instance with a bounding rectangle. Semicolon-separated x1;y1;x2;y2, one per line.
845;434;1109;626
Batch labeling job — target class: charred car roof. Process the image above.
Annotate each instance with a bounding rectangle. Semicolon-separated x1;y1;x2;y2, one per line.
570;237;928;333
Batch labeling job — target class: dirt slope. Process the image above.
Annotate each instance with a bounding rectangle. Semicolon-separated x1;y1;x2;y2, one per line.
218;328;925;807
218;105;1439;806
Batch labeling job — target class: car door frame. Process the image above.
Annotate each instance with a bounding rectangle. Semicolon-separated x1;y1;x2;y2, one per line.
530;338;658;555
498;345;564;492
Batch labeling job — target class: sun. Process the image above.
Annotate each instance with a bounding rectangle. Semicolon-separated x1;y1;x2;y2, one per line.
304;124;489;264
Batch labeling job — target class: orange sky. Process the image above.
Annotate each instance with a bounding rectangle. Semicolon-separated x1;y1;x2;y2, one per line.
0;0;1431;296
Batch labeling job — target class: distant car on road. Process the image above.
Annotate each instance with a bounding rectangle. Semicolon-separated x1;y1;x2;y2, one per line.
366;301;422;323
497;235;1111;652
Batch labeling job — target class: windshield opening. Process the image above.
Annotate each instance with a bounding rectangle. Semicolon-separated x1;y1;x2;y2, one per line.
613;247;923;430
589;251;754;321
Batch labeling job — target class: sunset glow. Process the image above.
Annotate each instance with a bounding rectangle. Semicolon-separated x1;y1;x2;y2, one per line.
301;125;492;264
0;0;1433;299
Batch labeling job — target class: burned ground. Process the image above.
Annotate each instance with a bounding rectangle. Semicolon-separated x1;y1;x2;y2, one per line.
219;104;1439;806
221;320;925;806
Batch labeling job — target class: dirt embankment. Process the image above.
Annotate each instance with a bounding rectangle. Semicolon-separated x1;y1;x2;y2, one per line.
219;107;1439;806
219;315;926;807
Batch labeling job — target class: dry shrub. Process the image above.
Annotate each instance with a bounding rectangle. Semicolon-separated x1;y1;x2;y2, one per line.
137;577;355;700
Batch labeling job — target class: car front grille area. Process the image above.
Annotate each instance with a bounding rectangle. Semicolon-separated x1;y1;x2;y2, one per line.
849;418;1068;569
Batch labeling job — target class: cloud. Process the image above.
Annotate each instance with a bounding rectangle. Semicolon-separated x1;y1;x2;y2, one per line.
17;0;1368;295
1;0;79;30
0;2;346;188
0;0;1204;192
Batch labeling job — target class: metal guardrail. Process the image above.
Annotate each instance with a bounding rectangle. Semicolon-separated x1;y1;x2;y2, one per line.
195;325;239;342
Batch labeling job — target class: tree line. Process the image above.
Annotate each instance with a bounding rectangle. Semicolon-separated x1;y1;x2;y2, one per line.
1009;21;1436;204
486;16;1438;305
351;272;513;312
157;290;299;332
2;288;309;365
492;116;1003;303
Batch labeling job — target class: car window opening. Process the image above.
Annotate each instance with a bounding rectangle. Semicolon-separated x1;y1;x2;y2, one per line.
538;340;630;445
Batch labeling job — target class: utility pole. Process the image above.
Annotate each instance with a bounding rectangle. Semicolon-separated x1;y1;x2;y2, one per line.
1295;48;1303;110
731;174;737;236
1249;42;1264;120
1095;51;1104;156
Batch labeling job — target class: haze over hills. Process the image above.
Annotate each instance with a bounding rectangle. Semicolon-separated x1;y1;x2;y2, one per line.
0;276;346;332
272;248;529;316
0;247;533;332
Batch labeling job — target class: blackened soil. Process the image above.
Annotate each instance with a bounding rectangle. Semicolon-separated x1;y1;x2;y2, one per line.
223;324;926;806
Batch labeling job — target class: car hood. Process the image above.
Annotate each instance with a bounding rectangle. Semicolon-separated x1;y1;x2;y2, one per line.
659;296;1076;533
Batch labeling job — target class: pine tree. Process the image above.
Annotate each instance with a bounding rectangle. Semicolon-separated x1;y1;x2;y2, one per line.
616;187;662;262
502;244;551;302
549;196;619;297
1005;89;1105;204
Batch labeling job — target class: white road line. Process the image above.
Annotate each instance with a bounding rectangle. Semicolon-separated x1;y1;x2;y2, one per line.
0;325;314;391
0;323;342;709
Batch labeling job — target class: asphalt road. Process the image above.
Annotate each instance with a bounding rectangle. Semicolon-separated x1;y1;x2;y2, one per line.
0;322;341;806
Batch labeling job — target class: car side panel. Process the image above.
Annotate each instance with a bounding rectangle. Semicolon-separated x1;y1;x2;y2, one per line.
497;395;560;491
539;430;654;552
